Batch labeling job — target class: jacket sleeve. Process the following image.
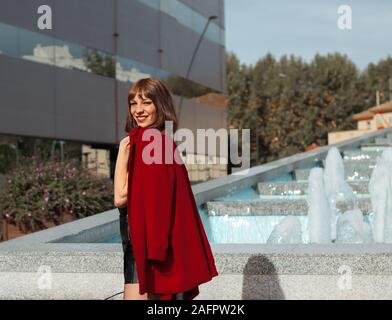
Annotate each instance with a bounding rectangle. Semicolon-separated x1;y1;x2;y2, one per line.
141;138;176;262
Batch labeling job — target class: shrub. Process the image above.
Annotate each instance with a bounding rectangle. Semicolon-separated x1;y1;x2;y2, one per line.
0;155;114;233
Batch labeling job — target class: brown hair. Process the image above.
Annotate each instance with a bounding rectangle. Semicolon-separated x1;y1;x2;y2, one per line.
125;77;178;133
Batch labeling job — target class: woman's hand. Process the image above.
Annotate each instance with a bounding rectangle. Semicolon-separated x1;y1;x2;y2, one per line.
119;136;130;154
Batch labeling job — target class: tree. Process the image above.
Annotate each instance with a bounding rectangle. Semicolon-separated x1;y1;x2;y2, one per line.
226;51;391;166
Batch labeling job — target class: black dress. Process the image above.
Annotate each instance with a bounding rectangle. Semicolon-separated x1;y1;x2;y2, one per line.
118;206;193;300
118;206;138;284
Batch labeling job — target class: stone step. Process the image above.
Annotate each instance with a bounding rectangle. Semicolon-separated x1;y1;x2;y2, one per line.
294;161;376;181
375;136;392;144
206;197;372;216
343;149;383;161
361;143;392;149
257;180;370;196
322;158;377;166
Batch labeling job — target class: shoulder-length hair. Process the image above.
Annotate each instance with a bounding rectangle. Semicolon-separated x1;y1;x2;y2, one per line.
125;77;178;133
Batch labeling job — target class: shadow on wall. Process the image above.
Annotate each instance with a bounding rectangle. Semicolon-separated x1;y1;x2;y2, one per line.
242;255;285;300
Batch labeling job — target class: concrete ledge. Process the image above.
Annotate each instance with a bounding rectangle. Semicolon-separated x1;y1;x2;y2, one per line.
257;180;370;195
0;209;119;248
2;243;392;275
0;272;124;300
3;272;392;300
205;197;372;216
197;274;392;300
1;244;392;299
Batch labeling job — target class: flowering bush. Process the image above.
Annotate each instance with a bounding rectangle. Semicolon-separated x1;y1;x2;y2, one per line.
0;155;114;233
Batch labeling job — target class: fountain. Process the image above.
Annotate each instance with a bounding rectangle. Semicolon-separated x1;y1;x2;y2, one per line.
267;216;302;244
323;147;358;240
306;167;331;243
369;147;392;243
335;208;373;243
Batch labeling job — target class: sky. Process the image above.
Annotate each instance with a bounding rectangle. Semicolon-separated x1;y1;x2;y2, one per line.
224;0;392;70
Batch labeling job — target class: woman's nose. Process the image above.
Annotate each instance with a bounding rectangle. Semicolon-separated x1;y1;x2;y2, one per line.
135;104;144;113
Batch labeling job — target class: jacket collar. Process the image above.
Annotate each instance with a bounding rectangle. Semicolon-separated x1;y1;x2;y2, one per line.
129;125;148;139
129;125;168;139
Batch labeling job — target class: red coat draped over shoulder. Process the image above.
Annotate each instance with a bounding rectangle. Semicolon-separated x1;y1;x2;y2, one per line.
127;125;218;300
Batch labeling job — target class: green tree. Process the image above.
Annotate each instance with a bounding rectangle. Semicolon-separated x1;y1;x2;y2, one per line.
226;51;259;166
361;55;392;107
226;52;390;166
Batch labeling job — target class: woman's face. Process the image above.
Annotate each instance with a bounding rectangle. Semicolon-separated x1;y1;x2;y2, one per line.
130;92;157;128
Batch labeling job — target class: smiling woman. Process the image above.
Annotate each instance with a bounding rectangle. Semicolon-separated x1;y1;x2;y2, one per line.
130;95;156;125
114;77;218;301
125;77;178;132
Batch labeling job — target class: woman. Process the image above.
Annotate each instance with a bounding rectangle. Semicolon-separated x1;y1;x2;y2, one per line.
114;77;218;300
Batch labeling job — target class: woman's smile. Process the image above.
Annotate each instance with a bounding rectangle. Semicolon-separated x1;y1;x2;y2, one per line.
136;114;148;122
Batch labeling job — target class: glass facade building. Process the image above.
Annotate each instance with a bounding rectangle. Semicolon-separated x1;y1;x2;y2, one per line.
0;0;226;180
0;0;227;180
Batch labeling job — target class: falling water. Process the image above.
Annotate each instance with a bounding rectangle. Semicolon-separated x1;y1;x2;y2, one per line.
323;147;358;240
306;167;331;243
335;209;373;243
267;216;302;244
369;147;392;243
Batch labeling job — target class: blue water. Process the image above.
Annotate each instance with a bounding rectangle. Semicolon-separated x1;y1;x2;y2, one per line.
100;173;305;244
214;187;260;201
101;212;306;244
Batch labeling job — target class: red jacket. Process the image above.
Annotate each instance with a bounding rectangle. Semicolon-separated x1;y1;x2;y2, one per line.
127;125;218;300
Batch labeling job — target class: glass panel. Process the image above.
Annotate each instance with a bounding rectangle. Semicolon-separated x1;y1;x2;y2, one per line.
19;28;55;67
0;22;221;97
159;0;170;16
174;0;192;27
137;0;224;46
206;22;221;45
192;10;205;34
54;38;88;72
116;55;154;83
0;22;18;57
139;0;160;10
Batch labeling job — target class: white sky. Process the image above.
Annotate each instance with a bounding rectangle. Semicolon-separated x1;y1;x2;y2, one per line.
225;0;392;70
